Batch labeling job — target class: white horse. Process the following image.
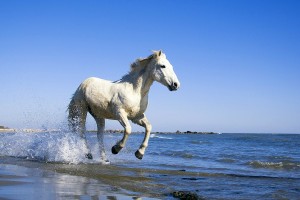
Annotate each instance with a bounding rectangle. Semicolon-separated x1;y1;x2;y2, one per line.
68;50;180;161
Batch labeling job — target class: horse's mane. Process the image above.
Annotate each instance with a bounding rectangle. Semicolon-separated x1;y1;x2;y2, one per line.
130;51;160;73
117;51;160;82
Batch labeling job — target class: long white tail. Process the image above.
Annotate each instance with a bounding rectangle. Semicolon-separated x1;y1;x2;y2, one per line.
67;95;88;134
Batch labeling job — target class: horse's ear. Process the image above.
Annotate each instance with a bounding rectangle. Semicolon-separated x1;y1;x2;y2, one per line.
152;50;162;58
158;50;162;56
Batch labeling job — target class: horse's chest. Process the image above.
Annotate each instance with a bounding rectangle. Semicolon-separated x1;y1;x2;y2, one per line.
124;96;148;118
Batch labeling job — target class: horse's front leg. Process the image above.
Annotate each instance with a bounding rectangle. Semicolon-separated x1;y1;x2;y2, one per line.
112;110;131;154
132;114;152;159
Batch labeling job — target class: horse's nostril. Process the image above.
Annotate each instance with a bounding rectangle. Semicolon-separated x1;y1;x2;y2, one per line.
173;82;178;88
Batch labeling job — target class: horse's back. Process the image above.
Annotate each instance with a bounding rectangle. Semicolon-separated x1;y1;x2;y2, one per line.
76;77;111;95
73;77;145;120
75;77;117;118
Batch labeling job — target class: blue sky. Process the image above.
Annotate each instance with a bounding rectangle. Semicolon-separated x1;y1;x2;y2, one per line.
0;0;299;133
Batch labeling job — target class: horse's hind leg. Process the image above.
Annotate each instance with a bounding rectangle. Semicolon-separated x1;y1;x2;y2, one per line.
68;100;92;159
132;114;152;159
78;106;93;159
95;117;109;162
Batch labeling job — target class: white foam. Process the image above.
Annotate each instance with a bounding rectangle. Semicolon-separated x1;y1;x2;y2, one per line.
150;134;173;140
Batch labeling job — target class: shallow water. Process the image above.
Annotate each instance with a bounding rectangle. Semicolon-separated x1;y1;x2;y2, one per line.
0;132;299;199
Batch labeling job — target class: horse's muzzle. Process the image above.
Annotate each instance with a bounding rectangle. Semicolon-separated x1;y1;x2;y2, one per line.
168;82;179;91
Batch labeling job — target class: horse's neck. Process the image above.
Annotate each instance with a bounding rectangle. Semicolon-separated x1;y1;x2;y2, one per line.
135;71;154;97
123;69;154;97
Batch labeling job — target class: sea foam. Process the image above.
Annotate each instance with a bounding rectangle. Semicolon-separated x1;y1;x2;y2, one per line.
248;160;300;171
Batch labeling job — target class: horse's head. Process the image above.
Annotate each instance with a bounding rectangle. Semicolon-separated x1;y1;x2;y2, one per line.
150;50;180;91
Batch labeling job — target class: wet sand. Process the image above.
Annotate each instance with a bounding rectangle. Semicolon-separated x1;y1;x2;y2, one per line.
0;163;159;200
0;157;203;200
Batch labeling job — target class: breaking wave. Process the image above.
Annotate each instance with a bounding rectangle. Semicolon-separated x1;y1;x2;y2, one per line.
150;134;173;140
247;160;300;171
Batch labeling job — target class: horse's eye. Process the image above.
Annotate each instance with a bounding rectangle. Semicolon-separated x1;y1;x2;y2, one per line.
161;65;166;68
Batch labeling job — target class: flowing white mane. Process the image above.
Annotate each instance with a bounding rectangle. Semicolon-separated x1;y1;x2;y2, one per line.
130;53;155;73
119;51;160;82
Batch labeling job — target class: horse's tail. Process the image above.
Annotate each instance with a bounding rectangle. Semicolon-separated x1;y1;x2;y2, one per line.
67;90;88;134
67;97;78;131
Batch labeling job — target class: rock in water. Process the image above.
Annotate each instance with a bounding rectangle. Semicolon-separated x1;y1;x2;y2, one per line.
172;191;204;200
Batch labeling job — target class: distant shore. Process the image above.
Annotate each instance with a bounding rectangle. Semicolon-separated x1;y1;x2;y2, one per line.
0;129;15;133
88;129;218;134
0;127;51;133
0;126;15;133
0;126;218;134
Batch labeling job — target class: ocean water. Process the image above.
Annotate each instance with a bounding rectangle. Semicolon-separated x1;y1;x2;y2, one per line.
0;131;299;199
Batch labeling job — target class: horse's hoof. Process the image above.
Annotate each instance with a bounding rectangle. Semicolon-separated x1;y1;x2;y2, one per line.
111;145;122;154
85;153;93;159
135;150;144;160
100;158;110;164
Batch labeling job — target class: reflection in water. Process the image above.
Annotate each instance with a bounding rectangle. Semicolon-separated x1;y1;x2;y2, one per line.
47;170;153;200
0;164;155;200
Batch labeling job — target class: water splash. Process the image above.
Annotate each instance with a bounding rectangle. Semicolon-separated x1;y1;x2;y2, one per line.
0;131;104;164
